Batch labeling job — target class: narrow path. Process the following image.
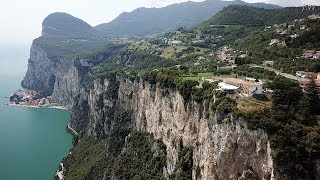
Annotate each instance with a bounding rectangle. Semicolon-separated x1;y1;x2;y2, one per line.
260;66;302;81
67;124;78;136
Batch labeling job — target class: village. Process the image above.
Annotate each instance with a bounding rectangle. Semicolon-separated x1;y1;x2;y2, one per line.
8;89;68;109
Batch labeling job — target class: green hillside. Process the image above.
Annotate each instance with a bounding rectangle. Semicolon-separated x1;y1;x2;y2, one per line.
205;5;320;27
36;13;107;58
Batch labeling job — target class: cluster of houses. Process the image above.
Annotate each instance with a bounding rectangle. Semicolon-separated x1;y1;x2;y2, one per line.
216;46;235;63
302;50;320;60
9;89;49;107
296;71;320;90
308;13;320;20
269;39;286;46
208;70;320;99
216;46;249;63
269;13;320;49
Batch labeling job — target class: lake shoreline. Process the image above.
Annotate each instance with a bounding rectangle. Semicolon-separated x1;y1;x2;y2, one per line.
6;102;70;110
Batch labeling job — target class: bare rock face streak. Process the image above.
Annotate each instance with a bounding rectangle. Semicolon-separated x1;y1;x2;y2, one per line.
74;78;275;179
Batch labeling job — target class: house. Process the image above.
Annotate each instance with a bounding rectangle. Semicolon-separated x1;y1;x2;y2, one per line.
9;89;27;103
296;71;307;78
238;54;248;59
192;40;204;44
198;56;205;60
217;82;239;93
296;71;319;79
288;24;295;29
312;51;320;60
270;39;280;45
308;14;320;20
269;39;286;46
279;30;289;35
290;34;299;39
276;28;283;34
299;79;320;91
265;89;274;100
305;72;318;79
217;53;227;61
263;61;274;67
245;77;258;82
169;40;182;45
302;50;316;58
217;65;236;70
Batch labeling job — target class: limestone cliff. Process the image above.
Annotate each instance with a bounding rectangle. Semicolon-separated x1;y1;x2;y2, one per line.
69;77;275;180
21;40;101;107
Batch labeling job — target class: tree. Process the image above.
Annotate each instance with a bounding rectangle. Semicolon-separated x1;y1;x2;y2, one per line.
270;76;303;109
295;95;317;125
305;79;320;116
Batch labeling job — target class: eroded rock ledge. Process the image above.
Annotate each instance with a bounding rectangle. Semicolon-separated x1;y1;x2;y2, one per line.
68;77;274;180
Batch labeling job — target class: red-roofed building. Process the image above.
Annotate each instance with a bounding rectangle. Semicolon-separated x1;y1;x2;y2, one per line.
299;79;320;91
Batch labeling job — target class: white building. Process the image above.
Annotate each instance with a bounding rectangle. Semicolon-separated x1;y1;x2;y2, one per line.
269;39;280;45
169;40;182;45
217;82;239;93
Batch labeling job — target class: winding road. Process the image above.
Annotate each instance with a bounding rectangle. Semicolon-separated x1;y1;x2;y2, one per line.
259;66;302;81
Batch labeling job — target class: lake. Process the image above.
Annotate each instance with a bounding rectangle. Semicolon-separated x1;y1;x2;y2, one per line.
0;45;72;180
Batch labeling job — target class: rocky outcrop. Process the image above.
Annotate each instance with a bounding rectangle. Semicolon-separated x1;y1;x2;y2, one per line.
21;42;91;106
71;77;275;180
22;43;60;97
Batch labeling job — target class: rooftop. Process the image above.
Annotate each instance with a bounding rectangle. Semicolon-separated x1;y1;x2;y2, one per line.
218;82;239;90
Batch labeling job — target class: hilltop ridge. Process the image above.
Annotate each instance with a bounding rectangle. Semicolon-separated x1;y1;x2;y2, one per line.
95;0;280;37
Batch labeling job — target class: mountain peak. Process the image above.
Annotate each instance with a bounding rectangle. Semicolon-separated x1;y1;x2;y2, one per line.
42;12;95;38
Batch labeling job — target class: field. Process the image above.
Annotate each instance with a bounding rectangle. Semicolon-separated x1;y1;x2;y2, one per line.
236;97;272;114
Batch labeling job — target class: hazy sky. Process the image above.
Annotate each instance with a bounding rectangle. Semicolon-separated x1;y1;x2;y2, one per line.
0;0;319;44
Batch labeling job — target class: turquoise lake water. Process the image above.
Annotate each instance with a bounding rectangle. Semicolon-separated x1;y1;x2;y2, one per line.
0;45;72;180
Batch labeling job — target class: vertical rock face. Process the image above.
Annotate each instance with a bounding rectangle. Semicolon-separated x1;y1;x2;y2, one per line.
72;77;274;180
22;43;58;97
22;43;275;179
21;43;86;106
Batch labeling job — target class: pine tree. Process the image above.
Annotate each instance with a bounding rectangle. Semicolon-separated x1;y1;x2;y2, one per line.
305;79;320;116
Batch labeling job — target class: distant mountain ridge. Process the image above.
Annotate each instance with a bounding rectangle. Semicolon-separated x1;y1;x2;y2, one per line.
95;0;281;37
205;5;320;27
34;1;281;57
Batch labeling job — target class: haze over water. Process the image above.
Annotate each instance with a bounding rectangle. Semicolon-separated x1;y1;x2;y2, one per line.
0;44;72;180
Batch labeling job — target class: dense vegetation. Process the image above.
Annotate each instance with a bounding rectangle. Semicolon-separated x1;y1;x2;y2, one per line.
95;0;279;38
237;76;320;179
35;12;108;58
42;12;101;40
141;69;218;103
214;65;277;80
290;19;320;49
65;100;168;180
111;132;167;179
170;145;193;180
206;5;320;27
